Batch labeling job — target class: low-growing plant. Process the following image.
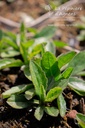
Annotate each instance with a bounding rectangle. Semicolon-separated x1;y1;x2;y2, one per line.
0;23;57;70
2;50;85;121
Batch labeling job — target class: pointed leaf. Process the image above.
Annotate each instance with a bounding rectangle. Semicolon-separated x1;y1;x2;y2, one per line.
20;42;28;64
62;67;73;79
39;85;46;102
2;37;18;50
20;22;26;42
42;51;60;78
34;26;56;39
22;40;34;49
29;43;46;59
30;60;48;97
2;84;33;98
45;87;62;102
34;107;44;120
68;77;85;96
4;31;17;43
24;66;32;81
0;58;23;70
58;51;76;69
7;94;30;109
53;40;67;48
1;48;20;58
25;88;35;100
68;51;85;75
45;41;56;55
27;27;37;34
57;94;66;117
45;107;59;117
54;79;68;90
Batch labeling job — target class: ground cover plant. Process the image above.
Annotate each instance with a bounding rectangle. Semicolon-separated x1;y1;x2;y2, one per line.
1;46;85;128
1;23;85;127
0;0;85;128
0;22;57;70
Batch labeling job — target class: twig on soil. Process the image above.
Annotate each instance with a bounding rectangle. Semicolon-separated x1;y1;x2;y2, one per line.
0;0;85;28
64;46;80;53
28;0;85;28
0;16;20;28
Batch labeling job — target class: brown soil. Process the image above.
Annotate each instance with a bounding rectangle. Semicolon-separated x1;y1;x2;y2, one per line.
0;0;47;20
0;68;82;128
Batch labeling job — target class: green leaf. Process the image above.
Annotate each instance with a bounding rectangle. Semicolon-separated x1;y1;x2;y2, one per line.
49;1;57;10
32;43;46;53
29;37;47;54
68;51;85;75
1;48;20;58
53;79;68;89
20;22;26;42
0;40;3;54
4;31;17;43
22;40;34;49
45;87;62;102
53;40;67;48
68;77;85;96
41;51;60;78
45;107;59;117
7;94;30;109
25;88;35;100
76;113;85;128
24;66;32;81
33;58;42;67
77;71;85;76
45;42;56;55
2;84;33;98
62;67;73;79
29;43;46;59
58;51;76;69
20;42;28;64
2;37;19;50
30;60;48;97
34;26;56;39
0;30;3;40
57;94;66;117
0;58;23;70
39;85;46;102
27;27;37;34
34;107;44;120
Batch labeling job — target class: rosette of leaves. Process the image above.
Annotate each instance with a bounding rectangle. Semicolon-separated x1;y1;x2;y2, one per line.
2;51;76;120
2;50;85;120
0;23;56;70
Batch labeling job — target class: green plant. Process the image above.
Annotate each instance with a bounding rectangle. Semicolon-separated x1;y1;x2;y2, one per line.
1;51;74;120
0;23;57;70
2;50;85;121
